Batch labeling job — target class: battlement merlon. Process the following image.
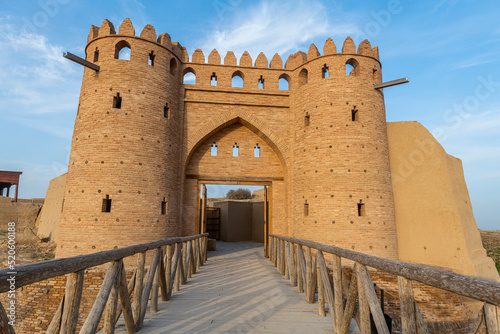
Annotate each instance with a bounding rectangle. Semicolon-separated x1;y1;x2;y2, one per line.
85;18;380;71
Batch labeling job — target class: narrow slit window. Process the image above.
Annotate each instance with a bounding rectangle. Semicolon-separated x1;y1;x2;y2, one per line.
113;93;122;109
258;76;264;89
164;103;169;118
210;73;217;86
373;68;379;81
304;201;309;216
358;201;365;217
322;64;329;78
254;144;260;157
352;106;359;121
93;47;99;62
149;51;155;66
305;112;310;126
102;195;112;213
232;143;239;157
170;58;177;75
211;142;217;156
161;198;167;215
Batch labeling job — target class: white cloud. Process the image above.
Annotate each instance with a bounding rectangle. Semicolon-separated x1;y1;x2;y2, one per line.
199;0;359;62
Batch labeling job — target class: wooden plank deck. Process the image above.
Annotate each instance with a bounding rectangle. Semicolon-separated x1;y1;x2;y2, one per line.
112;241;358;333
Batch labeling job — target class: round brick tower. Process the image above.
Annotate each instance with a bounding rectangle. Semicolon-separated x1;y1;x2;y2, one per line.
290;37;399;259
57;19;183;258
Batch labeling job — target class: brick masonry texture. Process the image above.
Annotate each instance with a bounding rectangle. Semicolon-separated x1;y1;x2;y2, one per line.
56;18;398;260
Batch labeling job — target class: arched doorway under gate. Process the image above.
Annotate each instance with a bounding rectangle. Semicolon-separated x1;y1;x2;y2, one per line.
182;120;287;256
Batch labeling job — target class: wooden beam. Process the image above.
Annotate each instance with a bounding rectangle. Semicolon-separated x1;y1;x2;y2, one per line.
118;263;135;334
269;234;500;307
374;77;409;90
63;51;100;71
60;270;84;334
358;265;390;334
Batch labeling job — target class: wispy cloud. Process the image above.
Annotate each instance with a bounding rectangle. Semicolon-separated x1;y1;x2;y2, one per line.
199;0;358;61
0;20;80;138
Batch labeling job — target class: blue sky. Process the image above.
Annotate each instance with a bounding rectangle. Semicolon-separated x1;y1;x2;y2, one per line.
0;0;499;229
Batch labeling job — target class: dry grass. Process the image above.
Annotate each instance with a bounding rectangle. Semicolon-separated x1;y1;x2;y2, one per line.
480;230;500;273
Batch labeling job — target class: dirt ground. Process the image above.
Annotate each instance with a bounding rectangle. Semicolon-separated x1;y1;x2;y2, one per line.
480;230;500;273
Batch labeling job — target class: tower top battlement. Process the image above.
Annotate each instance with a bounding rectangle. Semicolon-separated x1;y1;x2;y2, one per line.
86;18;380;71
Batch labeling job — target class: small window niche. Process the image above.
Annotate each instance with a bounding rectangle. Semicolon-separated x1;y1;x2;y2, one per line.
93;47;99;62
210;142;218;156
351;106;359;122
254;144;260;157
373;68;379;82
322;64;329;78
164;103;169;119
170;58;177;75
102;195;112;213
357;200;365;217
258;76;264;89
232;143;239;157
210;73;217;86
113;93;122;109
304;201;309;216
304;112;310;126
148;51;155;66
161;197;167;215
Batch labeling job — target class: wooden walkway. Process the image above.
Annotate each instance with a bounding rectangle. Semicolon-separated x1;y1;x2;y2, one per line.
113;241;356;333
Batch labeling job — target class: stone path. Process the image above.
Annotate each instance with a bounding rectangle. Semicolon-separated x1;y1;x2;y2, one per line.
113;241;359;333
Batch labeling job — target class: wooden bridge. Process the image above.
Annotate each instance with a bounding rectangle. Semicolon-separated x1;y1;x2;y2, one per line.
0;233;499;334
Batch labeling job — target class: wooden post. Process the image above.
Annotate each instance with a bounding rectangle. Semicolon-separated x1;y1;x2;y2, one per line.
158;248;168;302
114;270;136;325
274;237;278;267
165;244;172;300
357;269;370;334
132;252;145;325
285;241;291;280
316;251;336;329
280;239;285;275
118;262;135;334
80;260;122;334
103;263;121;334
297;245;307;295
185;240;192;279
173;244;181;292
264;185;268;257
290;242;297;287
190;240;196;275
340;263;359;334
269;237;274;263
150;257;160;313
357;265;390;334
484;304;499;334
415;302;430;334
305;246;317;304
204;236;208;262
46;296;64;334
201;184;207;234
297;245;303;293
195;238;200;270
60;269;85;334
0;301;15;334
138;248;161;329
180;242;187;284
317;259;325;317
333;255;343;334
398;276;417;334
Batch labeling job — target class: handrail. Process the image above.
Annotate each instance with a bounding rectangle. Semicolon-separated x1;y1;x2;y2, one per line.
269;234;500;306
0;234;208;293
268;234;500;334
0;233;209;334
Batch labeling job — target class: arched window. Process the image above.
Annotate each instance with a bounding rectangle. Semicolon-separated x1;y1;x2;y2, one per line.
258;76;264;89
148;51;155;66
322;64;329;78
169;58;177;75
232;143;239;157
231;71;244;88
210;73;217;86
346;58;359;76
183;68;196;85
254;144;260;157
115;40;131;60
299;68;308;86
211;142;218;156
93;47;99;62
279;74;290;90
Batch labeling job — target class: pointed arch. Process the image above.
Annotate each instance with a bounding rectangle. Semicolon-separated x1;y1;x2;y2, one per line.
185;113;288;175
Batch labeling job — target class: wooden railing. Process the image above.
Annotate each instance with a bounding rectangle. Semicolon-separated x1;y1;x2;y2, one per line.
0;233;209;334
268;234;500;334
